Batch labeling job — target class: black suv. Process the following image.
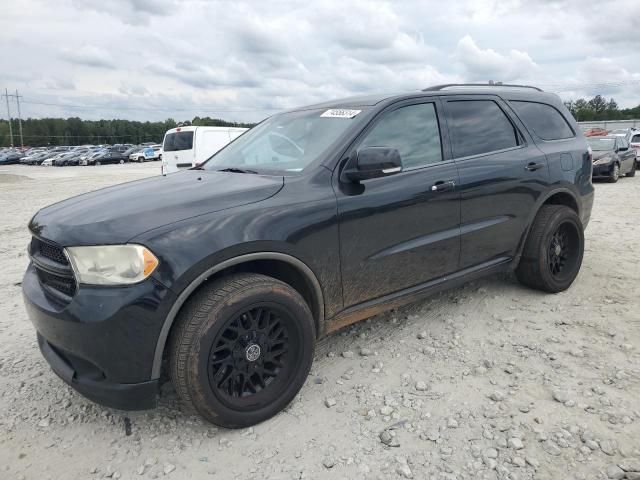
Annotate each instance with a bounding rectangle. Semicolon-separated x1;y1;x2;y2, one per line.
23;84;594;428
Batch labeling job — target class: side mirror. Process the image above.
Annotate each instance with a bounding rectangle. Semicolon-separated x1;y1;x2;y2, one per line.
617;146;628;152
343;146;403;182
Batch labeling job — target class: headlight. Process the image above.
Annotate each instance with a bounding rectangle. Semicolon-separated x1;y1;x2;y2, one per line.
65;245;159;285
593;156;613;166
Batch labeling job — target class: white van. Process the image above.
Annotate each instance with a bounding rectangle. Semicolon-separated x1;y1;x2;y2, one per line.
161;126;248;174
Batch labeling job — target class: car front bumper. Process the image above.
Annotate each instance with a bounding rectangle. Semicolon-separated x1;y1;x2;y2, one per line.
592;163;614;177
22;262;177;410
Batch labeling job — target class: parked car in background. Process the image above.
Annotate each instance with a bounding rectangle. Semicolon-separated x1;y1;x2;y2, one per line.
23;84;594;428
55;148;93;166
588;135;636;182
92;147;130;165
584;127;608;137
20;150;48;164
161;126;247;174
0;150;23;164
629;131;640;164
131;145;162;162
81;149;107;166
124;147;143;162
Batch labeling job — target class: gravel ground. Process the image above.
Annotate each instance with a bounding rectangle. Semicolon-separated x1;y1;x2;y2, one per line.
0;163;639;480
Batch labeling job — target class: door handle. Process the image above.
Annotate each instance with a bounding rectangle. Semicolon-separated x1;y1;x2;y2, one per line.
431;180;455;192
525;162;544;171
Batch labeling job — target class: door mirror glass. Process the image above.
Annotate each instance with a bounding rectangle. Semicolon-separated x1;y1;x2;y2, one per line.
344;146;402;182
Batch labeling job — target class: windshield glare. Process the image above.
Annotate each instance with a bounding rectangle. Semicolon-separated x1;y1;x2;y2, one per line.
587;138;615;151
203;108;361;173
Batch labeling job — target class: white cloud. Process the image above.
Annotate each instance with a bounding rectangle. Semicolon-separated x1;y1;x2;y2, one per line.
454;35;539;82
60;45;116;69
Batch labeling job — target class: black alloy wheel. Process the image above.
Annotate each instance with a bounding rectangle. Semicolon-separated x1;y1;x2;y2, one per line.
547;222;580;282
516;205;584;293
207;304;297;409
169;273;315;428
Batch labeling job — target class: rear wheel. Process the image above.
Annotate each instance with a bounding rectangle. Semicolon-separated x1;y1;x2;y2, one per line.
119;159;125;164
608;163;620;183
168;273;315;428
516;205;584;293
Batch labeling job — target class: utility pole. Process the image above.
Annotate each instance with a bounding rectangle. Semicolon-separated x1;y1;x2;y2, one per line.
15;89;24;148
3;88;14;147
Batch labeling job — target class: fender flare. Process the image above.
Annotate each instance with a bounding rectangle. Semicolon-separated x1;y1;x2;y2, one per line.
151;252;324;379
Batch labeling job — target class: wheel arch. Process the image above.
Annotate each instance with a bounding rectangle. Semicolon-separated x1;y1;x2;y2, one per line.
514;187;581;264
151;252;324;379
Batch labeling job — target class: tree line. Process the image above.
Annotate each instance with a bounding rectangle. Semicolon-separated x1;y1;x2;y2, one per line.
0;116;256;148
563;95;640;122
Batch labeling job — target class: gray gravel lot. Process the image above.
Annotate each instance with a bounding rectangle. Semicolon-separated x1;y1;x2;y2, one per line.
0;163;639;480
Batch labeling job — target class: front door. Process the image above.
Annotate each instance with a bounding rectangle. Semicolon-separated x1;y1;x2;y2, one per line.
335;100;461;307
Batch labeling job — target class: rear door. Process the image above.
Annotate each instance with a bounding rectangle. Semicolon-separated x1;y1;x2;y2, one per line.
336;99;461;307
441;95;550;269
163;129;195;172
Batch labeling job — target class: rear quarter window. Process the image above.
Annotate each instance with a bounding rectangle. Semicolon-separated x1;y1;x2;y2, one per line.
510;101;574;141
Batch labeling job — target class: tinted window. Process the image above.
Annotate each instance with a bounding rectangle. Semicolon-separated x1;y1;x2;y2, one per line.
447;100;519;158
510;101;574;140
164;131;194;152
360;103;442;169
631;134;640;143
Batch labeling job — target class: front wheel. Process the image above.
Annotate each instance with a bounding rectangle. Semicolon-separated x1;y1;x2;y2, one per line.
95;160;101;166
119;159;125;164
627;162;636;177
168;273;315;428
608;163;620;183
516;205;584;293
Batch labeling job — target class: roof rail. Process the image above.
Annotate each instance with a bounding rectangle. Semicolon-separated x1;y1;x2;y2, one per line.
423;83;543;92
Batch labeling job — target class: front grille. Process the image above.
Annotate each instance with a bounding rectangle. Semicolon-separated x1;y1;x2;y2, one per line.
36;269;77;296
29;237;77;303
38;240;69;265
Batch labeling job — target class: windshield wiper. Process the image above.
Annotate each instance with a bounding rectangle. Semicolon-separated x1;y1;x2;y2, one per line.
218;167;258;174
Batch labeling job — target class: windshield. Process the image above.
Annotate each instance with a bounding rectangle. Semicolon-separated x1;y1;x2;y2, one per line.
203;108;362;173
164;131;194;152
587;137;615;151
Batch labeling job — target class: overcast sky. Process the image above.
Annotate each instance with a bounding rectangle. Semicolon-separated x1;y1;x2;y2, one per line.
1;0;639;123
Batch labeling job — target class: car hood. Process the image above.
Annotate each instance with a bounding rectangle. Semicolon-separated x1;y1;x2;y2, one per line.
29;170;284;246
592;151;614;161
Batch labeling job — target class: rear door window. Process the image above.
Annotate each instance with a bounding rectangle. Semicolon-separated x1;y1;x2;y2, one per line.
445;100;520;158
510;101;574;140
164;131;194;152
631;134;640;144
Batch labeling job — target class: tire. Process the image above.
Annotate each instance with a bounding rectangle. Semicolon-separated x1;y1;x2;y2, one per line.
627;162;636;177
168;273;315;428
158;154;162;161
138;156;145;162
608;163;620;183
516;205;584;293
95;160;101;166
119;159;125;164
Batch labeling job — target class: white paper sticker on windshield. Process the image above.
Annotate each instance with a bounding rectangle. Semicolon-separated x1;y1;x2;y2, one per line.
321;109;361;119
